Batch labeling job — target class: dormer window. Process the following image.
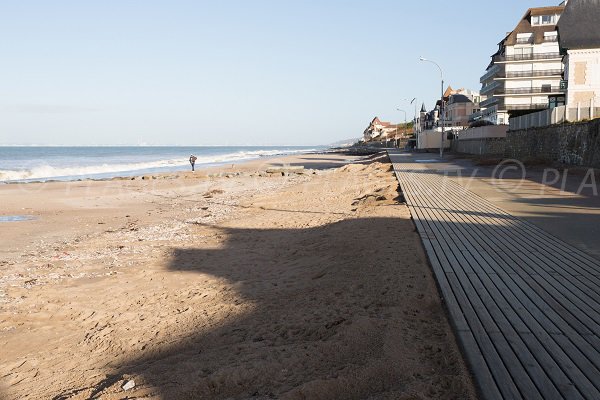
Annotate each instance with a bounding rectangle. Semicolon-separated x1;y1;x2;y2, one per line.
516;33;534;44
544;31;558;42
532;14;560;25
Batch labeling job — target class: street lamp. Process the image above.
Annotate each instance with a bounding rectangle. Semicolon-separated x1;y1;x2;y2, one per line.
420;56;445;158
402;98;419;150
396;108;407;138
409;98;418;136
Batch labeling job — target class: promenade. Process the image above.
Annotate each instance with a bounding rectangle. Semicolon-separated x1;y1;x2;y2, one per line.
389;150;600;400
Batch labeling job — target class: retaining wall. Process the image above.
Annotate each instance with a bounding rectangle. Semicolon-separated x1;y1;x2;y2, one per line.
505;119;600;167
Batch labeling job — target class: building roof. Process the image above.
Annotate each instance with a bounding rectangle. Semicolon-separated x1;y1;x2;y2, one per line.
449;94;472;104
420;103;427;113
529;6;565;16
502;5;564;46
557;0;600;49
370;117;390;127
443;86;456;98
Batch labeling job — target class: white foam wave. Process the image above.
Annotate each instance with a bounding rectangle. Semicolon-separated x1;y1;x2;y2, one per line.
0;148;319;182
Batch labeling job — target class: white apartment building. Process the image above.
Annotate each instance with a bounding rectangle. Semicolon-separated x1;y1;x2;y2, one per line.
479;5;565;125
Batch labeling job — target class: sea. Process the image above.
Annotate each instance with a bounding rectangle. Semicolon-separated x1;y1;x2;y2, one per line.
0;146;326;183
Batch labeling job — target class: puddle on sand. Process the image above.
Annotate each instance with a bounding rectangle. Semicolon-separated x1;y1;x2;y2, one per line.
0;215;37;222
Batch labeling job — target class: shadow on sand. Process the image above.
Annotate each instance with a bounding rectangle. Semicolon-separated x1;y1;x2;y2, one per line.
76;217;470;400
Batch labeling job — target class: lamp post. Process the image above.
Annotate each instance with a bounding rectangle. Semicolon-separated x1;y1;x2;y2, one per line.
409;98;418;136
402;98;419;150
396;108;407;147
419;57;445;158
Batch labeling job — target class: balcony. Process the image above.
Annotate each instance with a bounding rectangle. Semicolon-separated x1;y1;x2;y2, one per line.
497;69;563;79
495;52;562;62
480;64;501;83
468;110;485;122
502;103;549;111
480;97;500;108
495;86;564;95
480;81;502;95
516;37;534;45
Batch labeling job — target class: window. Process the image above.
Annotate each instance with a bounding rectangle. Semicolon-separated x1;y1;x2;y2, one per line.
544;31;558;42
516;33;533;44
549;96;565;108
513;47;533;60
532;14;559;25
541;84;552;93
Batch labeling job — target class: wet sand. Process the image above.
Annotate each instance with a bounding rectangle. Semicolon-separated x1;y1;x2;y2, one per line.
0;153;476;399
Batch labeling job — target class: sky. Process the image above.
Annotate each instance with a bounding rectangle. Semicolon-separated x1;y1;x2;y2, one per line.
0;0;560;146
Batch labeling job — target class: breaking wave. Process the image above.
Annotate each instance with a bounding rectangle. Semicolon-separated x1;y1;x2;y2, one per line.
0;148;318;182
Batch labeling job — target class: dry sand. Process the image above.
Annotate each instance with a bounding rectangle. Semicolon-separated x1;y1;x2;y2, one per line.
0;153;476;399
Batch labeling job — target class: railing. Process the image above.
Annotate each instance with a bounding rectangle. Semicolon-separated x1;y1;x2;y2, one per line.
495;52;562;62
503;103;549;111
480;64;501;83
499;69;563;78
516;37;534;44
482;106;497;116
468;110;485;122
495;86;564;95
480;97;500;108
480;81;501;95
543;36;558;42
509;106;565;130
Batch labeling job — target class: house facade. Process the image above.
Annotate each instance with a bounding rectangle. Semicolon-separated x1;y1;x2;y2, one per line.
445;91;482;128
362;117;391;142
557;0;600;120
479;5;566;125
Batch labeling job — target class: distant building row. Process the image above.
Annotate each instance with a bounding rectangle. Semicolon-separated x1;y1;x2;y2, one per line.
362;0;600;146
480;0;599;125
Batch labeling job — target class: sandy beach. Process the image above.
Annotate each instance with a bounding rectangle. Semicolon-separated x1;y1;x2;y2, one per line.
0;152;475;399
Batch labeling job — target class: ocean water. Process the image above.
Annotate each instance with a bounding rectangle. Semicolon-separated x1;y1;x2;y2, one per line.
0;146;325;183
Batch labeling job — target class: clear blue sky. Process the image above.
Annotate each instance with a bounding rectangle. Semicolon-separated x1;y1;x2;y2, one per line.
0;0;558;146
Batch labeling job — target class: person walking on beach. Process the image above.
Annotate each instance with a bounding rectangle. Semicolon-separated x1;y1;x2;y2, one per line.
189;154;197;171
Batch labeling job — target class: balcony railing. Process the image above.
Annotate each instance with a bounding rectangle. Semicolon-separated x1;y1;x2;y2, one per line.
498;69;563;79
480;64;501;83
468;110;485;122
480;81;501;95
480;97;500;108
543;35;558;42
516;37;534;44
501;103;549;111
495;52;562;62
495;86;564;95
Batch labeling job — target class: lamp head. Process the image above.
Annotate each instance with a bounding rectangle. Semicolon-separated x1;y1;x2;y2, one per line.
419;56;427;61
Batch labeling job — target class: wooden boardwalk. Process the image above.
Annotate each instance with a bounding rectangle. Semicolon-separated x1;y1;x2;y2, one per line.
388;151;600;400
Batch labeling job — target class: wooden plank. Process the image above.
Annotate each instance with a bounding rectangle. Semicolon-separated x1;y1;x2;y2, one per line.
388;151;600;399
399;166;539;399
411;171;583;399
434;181;600;336
411;174;599;399
396;167;510;400
439;170;600;274
408;167;600;333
